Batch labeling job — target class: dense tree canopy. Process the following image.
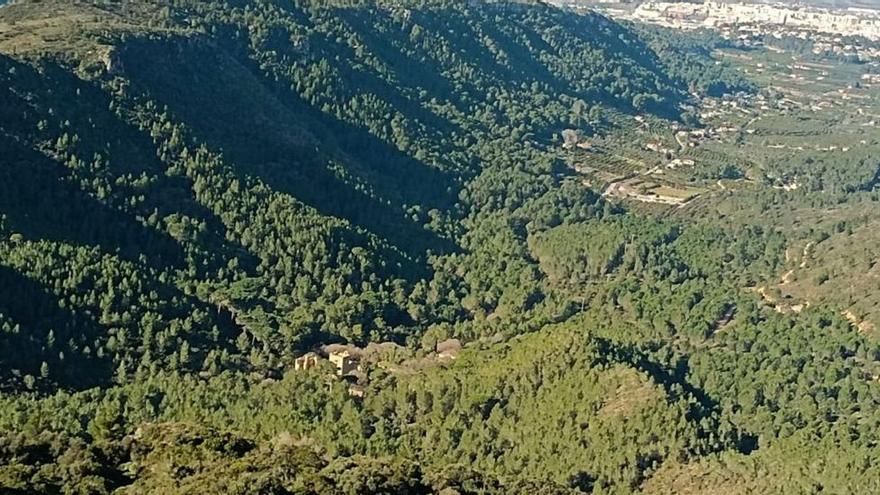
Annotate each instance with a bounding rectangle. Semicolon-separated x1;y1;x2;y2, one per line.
0;0;879;494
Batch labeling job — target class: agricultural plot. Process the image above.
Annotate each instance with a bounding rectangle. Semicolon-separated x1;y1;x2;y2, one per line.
576;45;880;210
565;43;880;331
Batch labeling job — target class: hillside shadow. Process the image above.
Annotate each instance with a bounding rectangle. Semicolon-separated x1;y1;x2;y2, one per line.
0;260;243;393
0;54;260;275
0;265;112;391
594;337;759;455
339;3;682;130
254;3;460;141
0;134;187;269
0;56;165;177
343;6;540;99
117;37;459;266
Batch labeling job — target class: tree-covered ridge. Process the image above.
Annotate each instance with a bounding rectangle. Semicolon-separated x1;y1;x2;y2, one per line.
0;0;720;392
2;0;879;494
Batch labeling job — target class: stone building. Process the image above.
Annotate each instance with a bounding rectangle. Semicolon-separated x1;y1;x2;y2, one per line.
329;350;358;376
294;352;320;371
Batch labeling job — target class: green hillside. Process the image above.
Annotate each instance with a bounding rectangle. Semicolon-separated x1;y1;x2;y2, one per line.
0;0;699;392
1;1;880;494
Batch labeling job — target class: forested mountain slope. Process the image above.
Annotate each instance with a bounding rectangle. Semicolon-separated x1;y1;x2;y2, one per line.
1;1;879;494
0;0;694;392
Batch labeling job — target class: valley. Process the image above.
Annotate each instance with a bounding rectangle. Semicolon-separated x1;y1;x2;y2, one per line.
0;1;880;494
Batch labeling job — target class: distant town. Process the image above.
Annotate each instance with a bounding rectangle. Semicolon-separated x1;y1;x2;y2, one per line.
555;1;880;62
631;2;879;39
557;2;875;44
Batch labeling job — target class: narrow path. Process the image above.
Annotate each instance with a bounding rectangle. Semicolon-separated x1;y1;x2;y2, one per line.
800;241;814;269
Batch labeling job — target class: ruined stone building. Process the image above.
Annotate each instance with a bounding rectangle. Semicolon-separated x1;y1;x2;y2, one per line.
294;352;320;371
329;350;358;376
